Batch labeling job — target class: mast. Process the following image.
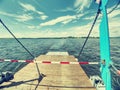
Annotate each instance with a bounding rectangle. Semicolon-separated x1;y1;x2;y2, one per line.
99;0;111;90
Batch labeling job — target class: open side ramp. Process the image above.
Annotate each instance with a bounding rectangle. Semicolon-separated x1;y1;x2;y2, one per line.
1;52;96;90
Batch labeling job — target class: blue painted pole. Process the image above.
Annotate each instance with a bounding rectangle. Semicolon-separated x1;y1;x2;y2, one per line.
99;0;112;90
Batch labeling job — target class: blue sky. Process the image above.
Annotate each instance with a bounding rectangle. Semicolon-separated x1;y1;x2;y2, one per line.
0;0;120;38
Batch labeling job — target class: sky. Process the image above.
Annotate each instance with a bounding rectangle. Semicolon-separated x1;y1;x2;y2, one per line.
0;0;120;38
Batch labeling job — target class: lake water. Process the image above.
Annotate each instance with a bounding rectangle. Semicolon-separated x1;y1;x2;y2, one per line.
0;38;120;90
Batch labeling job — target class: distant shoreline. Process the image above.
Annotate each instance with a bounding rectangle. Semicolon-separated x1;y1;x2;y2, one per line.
0;37;120;39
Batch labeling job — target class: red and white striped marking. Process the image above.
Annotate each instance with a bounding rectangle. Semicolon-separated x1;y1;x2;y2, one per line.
0;59;99;65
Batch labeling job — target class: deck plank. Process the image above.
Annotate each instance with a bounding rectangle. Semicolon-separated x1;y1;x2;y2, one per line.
1;54;96;90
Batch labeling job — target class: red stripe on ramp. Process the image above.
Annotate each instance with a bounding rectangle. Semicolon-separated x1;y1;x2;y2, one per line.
11;60;18;62
26;60;33;63
79;62;89;64
60;61;70;64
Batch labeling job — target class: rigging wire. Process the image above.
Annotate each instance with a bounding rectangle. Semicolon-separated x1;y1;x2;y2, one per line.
78;0;120;58
107;0;120;14
78;2;101;58
0;19;42;88
0;19;35;59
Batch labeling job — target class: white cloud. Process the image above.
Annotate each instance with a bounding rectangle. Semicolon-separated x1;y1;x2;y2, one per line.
37;11;44;15
16;14;33;21
108;9;120;18
61;19;73;24
109;17;120;37
84;15;96;20
38;24;99;37
56;7;74;12
0;24;13;38
0;3;48;22
74;0;92;13
40;15;48;20
67;24;99;37
76;13;84;19
74;0;82;7
0;11;33;22
20;3;36;11
27;25;36;29
19;29;75;38
36;23;100;38
0;18;119;38
65;17;119;37
19;2;46;15
19;2;48;20
40;15;77;27
0;11;16;17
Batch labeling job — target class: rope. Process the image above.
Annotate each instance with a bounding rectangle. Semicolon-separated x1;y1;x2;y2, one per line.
0;19;42;87
110;63;120;76
0;59;100;64
108;0;120;14
0;19;35;59
34;58;43;90
78;2;101;58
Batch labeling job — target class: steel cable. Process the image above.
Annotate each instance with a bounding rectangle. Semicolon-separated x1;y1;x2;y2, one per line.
78;2;101;58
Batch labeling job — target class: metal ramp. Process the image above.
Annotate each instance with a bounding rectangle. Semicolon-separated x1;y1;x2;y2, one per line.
1;52;96;90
